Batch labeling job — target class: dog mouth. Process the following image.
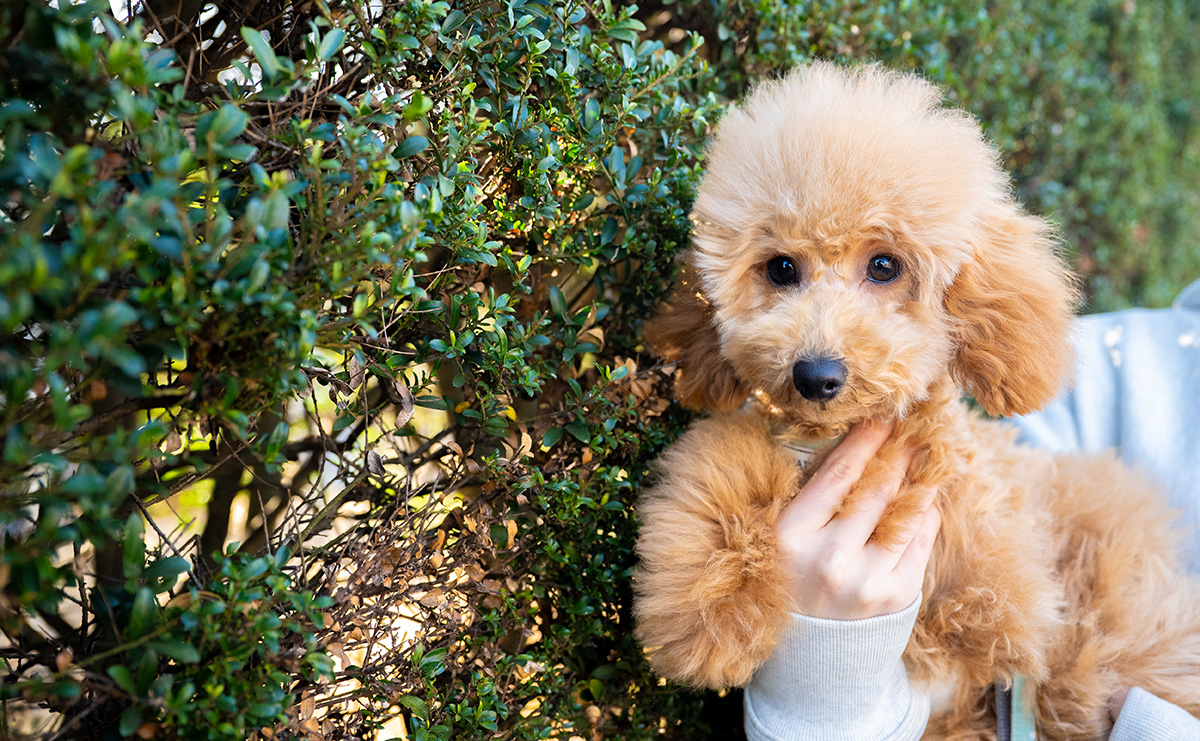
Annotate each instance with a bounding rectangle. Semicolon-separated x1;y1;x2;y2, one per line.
756;357;900;435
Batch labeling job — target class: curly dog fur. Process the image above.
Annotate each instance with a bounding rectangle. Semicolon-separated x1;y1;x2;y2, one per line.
633;62;1200;739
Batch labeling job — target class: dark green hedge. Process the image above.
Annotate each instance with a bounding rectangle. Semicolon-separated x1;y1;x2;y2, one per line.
1;0;1197;738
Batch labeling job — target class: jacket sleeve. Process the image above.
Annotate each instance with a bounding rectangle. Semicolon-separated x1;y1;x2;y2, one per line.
1108;687;1200;741
744;596;929;741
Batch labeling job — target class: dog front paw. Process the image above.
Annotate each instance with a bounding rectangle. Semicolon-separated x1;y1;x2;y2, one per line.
636;505;794;688
913;561;1061;687
634;411;803;688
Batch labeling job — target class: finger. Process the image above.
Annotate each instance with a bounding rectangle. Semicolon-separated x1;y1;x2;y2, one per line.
825;444;916;545
890;503;942;590
784;418;894;528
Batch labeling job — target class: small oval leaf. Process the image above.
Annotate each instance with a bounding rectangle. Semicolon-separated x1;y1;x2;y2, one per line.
316;28;346;60
394;135;430;158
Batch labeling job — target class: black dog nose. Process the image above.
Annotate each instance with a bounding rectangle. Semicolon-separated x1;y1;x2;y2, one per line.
792;357;848;401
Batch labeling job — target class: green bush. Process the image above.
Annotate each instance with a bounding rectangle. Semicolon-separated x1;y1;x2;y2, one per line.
2;0;1198;738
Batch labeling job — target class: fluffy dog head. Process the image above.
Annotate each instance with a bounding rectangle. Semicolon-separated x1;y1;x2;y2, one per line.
648;62;1079;434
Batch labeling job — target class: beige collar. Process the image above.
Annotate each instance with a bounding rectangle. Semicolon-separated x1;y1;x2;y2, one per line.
777;433;845;469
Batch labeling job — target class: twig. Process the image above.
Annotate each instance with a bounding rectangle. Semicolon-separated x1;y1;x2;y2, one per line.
129;497;203;591
294;470;368;545
34;394;187;450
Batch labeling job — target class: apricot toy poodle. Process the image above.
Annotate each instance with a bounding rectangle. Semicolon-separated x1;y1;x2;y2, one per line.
633;62;1200;739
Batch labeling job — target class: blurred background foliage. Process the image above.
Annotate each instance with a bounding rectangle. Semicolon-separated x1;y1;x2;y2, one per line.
1;0;1197;738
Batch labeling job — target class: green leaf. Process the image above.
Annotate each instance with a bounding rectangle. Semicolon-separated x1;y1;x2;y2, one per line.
565;420;590;443
107;465;136;505
242;557;270;580
119;705;142;737
147;638;200;664
414;395;448;410
241;27;281;79
107;665;137;694
600;217;618;245
127;586;159;639
541;427;563;447
144;557;190;592
307;651;335;678
353;291;370;318
441;9;467;35
583;97;600;129
548;285;568;318
49;680;81;699
316;28;346;60
609;18;646;44
591;663;621;680
208;104;248;142
123;513;145;578
402;93;434;120
248;702;281;719
398;695;430;723
395;136;430;158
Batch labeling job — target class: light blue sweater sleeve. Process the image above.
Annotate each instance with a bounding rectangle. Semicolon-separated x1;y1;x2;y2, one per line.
1109;688;1200;740
744;597;928;741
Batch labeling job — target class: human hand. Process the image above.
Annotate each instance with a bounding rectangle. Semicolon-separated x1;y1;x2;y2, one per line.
776;418;941;620
1109;687;1130;723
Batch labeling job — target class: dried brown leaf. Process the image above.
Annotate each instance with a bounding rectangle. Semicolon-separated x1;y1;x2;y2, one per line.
418;588;444;608
347;356;365;390
578;326;605;351
55;648;73;673
390;378;415;427
300;693;317;720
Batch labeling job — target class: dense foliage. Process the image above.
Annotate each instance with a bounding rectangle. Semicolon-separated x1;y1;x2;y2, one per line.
2;0;1198;738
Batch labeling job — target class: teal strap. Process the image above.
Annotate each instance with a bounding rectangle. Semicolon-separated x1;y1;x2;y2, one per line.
1011;674;1038;740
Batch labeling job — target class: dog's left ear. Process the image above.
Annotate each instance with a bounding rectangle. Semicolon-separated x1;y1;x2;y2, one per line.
644;260;750;412
945;208;1079;417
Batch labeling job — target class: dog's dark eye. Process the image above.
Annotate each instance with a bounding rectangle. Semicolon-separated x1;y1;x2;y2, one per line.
766;256;798;286
867;254;902;283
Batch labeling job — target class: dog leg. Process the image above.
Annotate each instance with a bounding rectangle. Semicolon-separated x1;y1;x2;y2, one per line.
634;410;798;688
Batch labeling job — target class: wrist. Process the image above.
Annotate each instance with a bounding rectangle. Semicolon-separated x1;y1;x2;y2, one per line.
793;588;922;621
1109;687;1130;722
745;595;928;740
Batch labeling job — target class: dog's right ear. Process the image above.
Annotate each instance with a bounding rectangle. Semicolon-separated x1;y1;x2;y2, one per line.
645;260;749;411
945;208;1079;417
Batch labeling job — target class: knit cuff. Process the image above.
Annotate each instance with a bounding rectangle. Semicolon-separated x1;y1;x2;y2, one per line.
744;596;929;741
1109;687;1200;741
